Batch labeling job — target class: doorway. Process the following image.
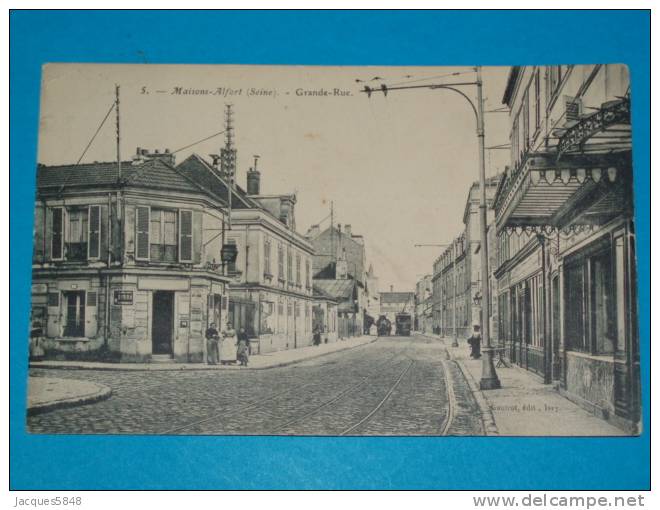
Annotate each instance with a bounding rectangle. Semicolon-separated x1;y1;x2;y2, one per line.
152;291;174;355
63;291;85;337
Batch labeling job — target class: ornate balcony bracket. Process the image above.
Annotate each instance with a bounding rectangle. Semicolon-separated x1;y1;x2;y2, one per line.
557;96;631;158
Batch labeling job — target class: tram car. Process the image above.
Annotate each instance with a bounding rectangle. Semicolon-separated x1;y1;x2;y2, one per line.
376;315;392;336
395;312;412;336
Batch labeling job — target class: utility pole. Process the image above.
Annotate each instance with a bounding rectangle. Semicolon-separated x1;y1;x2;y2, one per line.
221;104;236;231
373;67;500;389
330;201;334;273
475;67;500;390
115;84;123;265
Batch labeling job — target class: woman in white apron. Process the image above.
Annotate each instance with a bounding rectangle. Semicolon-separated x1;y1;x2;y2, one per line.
220;321;237;365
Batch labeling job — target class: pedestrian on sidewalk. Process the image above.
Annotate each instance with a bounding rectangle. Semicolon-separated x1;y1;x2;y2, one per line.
220;321;238;365
467;324;482;359
205;322;220;365
236;327;250;367
313;324;322;346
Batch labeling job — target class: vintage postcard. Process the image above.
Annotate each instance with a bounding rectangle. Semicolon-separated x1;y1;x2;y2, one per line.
26;63;638;436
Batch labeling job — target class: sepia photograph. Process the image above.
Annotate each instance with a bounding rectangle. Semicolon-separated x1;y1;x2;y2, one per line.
25;62;639;438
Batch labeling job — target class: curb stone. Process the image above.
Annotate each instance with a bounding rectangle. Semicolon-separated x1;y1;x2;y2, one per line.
28;337;378;372
425;333;499;436
27;383;112;416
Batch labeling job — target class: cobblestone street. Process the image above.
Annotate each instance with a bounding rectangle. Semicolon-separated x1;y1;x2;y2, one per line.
27;335;484;436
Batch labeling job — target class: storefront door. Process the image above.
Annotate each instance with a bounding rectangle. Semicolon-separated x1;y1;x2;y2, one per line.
63;291;85;337
152;291;174;355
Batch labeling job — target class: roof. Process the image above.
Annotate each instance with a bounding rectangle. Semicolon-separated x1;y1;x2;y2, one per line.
502;66;521;106
176;153;255;209
312;285;339;302
36;158;202;194
313;279;356;300
379;292;414;304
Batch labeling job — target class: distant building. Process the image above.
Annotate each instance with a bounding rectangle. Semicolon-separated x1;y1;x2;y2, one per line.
379;289;415;325
365;264;380;320
312;284;339;344
306;223;370;335
431;176;500;339
313;279;360;338
178;154;315;354
415;275;433;333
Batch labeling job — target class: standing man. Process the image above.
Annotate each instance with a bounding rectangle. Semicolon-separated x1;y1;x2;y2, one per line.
205;322;219;365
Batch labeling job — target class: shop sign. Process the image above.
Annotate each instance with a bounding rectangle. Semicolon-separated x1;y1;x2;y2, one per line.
113;290;134;305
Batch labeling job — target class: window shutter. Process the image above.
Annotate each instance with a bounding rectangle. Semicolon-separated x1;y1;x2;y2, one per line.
100;205;109;262
51;207;64;260
135;206;150;260
565;96;581;122
88;205;101;259
192;211;202;264
179;209;193;262
33;203;45;263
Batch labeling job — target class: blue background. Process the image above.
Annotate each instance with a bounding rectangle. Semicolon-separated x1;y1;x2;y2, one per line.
10;10;650;490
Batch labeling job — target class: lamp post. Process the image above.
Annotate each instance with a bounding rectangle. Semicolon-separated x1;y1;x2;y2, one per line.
373;67;500;390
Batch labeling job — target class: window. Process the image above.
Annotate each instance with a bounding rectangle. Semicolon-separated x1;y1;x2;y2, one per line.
51;207;64;260
565;262;587;352
278;244;284;281
66;207;88;261
564;246;616;355
591;252;615;354
88;205;101;259
277;299;284;333
296;254;301;286
179;209;193;262
534;70;541;132
148;208;177;262
264;238;272;275
287;248;293;282
260;301;274;334
305;259;311;288
522;88;530;150
511;119;519;168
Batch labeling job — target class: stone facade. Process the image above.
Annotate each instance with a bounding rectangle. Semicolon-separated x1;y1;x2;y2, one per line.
494;65;638;432
31;155;230;363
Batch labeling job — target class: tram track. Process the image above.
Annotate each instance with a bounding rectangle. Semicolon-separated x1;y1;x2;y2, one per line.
161;342;410;435
339;359;415;435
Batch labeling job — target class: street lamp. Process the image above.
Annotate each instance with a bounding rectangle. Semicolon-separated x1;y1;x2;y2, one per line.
373;67;500;390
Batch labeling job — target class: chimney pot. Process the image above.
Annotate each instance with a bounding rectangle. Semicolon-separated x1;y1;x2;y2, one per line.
390;285;394;292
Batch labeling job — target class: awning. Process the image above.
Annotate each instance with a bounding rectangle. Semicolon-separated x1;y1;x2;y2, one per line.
495;151;632;235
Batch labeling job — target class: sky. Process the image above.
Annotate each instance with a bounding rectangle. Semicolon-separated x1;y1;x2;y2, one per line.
37;64;511;292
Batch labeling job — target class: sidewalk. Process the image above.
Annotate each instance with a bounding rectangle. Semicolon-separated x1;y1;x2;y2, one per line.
29;335;377;372
431;334;625;436
27;376;112;415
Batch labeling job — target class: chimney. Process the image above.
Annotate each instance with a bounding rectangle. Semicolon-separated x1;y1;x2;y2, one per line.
390;285;394;292
247;155;261;195
307;224;320;239
132;147;175;166
344;224;352;237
